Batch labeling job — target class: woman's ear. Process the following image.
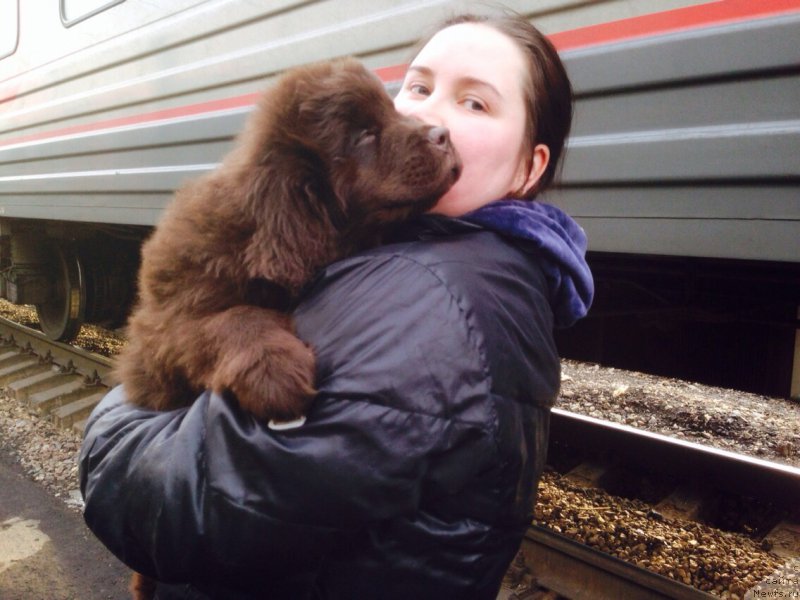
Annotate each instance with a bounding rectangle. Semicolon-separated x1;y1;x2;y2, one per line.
515;143;550;196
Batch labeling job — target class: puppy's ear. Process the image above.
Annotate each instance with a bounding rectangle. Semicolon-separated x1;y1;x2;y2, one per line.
241;156;339;295
287;146;349;231
324;158;353;230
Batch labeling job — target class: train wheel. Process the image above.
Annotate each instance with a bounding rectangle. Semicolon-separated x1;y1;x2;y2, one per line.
35;241;86;341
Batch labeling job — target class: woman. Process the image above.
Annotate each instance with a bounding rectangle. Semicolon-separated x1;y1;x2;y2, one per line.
79;12;593;600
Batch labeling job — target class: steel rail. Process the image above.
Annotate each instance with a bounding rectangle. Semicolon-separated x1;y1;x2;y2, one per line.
509;407;800;598
0;317;113;431
0;317;114;380
549;407;800;509
518;525;716;599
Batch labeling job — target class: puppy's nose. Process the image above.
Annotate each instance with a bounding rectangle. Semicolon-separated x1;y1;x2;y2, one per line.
426;126;450;148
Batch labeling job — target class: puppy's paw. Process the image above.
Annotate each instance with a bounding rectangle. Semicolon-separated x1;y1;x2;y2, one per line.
213;334;316;422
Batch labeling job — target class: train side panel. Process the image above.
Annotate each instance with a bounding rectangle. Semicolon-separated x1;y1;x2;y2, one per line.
551;6;800;263
0;0;708;226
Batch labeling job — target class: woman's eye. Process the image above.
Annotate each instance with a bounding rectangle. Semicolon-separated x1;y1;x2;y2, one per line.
408;83;430;96
463;98;487;112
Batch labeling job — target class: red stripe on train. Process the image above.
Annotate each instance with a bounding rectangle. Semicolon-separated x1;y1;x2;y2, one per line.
550;0;800;51
2;0;799;150
0;93;261;149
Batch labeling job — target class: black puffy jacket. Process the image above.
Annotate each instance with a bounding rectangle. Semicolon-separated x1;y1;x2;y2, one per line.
80;203;592;600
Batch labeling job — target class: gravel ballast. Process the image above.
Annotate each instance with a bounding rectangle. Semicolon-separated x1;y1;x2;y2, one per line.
559;360;800;469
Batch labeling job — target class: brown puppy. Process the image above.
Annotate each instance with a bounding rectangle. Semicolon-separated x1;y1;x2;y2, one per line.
119;58;459;599
115;57;460;422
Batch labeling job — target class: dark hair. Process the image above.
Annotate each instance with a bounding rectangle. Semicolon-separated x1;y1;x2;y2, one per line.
412;13;573;198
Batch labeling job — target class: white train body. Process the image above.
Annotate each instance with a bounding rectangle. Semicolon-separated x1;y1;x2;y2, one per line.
1;0;798;396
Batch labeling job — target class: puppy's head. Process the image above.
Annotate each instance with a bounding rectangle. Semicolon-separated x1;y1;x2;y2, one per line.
265;58;461;232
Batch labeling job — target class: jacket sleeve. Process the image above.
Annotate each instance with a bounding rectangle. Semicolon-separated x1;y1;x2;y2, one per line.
79;252;496;586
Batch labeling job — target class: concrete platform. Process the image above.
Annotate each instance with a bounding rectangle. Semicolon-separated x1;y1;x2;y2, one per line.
0;448;130;600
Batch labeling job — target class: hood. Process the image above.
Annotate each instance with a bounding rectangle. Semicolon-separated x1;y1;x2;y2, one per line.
463;199;594;328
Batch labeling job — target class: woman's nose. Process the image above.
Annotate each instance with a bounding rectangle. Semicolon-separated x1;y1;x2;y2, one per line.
397;97;445;128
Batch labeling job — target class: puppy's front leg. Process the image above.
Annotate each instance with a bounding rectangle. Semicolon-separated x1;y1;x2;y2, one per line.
199;306;316;422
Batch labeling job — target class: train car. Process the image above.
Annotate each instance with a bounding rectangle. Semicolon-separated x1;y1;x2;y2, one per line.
1;0;798;394
548;0;800;398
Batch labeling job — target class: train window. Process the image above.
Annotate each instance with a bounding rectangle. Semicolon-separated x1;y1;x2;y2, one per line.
0;0;19;59
60;0;125;27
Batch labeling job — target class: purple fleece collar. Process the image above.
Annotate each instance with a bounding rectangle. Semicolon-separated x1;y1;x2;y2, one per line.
464;199;594;327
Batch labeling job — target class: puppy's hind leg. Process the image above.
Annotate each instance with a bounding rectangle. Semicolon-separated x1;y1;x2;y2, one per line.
129;571;157;600
199;306;316;422
114;330;200;412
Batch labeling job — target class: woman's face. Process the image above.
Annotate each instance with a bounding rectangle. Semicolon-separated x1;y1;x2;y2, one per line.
394;23;548;216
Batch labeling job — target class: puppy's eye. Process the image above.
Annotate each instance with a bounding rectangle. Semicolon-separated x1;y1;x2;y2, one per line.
355;129;377;147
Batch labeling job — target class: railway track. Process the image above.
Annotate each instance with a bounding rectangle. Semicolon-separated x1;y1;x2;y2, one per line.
0;316;797;599
0;316;113;434
502;409;800;599
503;526;717;599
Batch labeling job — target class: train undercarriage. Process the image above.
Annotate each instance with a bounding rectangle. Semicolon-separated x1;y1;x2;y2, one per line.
0;215;797;400
0;218;144;341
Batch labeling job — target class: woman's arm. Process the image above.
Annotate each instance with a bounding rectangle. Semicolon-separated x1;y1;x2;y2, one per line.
79;251;495;587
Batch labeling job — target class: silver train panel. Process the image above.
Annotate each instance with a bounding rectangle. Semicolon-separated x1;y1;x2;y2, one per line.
552;10;800;262
551;9;800;262
2;0;796;263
